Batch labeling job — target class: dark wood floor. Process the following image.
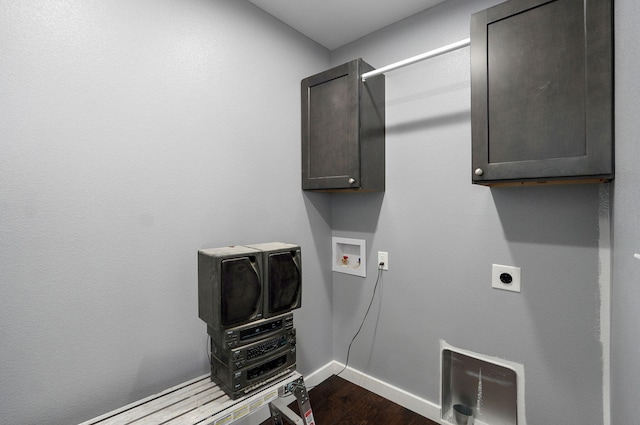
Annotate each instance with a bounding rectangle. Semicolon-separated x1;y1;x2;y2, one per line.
259;374;438;425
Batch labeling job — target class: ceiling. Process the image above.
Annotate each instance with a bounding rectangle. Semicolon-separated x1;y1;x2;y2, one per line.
247;0;448;50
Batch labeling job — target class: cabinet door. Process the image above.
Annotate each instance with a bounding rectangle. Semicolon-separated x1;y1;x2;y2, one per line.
301;61;360;190
471;0;613;185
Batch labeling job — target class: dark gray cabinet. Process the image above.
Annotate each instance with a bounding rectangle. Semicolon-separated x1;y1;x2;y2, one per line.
301;59;385;191
471;0;613;186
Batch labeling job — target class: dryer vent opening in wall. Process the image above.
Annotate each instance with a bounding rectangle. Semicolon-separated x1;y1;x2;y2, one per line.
441;342;526;425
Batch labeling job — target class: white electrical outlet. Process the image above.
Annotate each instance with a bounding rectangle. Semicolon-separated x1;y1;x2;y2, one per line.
492;264;521;292
377;251;389;270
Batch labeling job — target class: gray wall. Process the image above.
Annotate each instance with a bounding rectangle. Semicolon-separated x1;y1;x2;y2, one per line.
2;0;638;424
612;0;640;423
0;1;333;424
330;0;606;423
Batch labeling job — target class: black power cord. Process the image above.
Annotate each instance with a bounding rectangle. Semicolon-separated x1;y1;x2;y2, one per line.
336;262;384;377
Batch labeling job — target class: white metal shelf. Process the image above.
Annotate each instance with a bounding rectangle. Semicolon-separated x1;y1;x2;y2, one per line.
79;372;302;425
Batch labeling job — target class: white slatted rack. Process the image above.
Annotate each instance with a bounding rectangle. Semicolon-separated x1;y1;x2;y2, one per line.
79;372;301;425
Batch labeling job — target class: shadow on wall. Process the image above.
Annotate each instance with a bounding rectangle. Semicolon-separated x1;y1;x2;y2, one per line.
302;190;333;242
385;80;470;107
386;110;470;136
330;192;385;234
490;183;599;247
301;189;334;289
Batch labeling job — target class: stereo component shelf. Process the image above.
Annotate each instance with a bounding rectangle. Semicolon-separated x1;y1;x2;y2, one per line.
79;372;310;425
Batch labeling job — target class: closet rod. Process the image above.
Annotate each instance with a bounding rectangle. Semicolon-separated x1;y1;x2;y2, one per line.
361;38;470;82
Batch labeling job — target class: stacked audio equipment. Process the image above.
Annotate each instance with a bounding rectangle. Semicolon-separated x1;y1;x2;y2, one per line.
198;242;302;399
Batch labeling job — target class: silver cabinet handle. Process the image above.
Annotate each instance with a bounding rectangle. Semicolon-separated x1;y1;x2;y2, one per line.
474;168;484;176
348;178;356;184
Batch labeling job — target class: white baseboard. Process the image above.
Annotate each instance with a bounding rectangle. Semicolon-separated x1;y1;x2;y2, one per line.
303;361;443;424
300;361;337;388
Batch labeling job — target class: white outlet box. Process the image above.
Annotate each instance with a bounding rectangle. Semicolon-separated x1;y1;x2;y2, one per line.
492;264;521;292
377;251;389;270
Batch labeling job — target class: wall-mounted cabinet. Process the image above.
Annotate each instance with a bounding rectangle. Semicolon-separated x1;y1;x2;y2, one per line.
301;59;385;192
470;0;613;186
